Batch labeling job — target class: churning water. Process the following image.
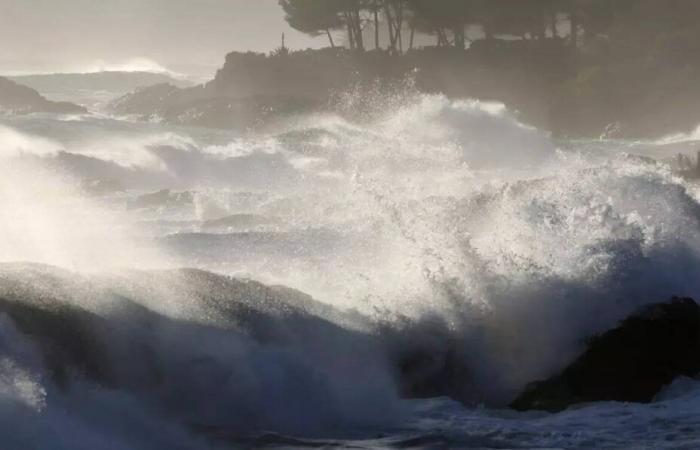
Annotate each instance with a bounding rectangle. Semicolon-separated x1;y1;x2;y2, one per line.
2;93;700;449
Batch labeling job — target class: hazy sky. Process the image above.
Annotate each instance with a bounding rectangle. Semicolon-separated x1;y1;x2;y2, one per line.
0;0;325;78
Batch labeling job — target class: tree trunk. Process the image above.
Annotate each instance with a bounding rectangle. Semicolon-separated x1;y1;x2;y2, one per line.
483;24;494;40
374;7;379;49
409;23;415;50
385;5;398;54
437;29;449;47
454;26;466;49
536;6;546;40
570;9;579;49
353;9;364;51
326;29;335;48
346;13;356;50
550;11;558;38
396;1;404;55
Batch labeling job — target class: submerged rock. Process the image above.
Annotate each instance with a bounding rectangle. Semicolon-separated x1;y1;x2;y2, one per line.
511;297;700;412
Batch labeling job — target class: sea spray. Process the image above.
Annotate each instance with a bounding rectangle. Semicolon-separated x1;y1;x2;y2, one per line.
1;95;700;446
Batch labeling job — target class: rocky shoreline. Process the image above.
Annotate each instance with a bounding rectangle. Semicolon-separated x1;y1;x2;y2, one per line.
106;44;700;140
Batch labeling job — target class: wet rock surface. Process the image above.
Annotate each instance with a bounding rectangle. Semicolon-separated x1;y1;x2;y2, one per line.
511;297;700;412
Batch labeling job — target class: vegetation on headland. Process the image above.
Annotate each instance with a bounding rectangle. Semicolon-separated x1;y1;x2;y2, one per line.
111;1;700;139
276;0;700;138
280;0;590;52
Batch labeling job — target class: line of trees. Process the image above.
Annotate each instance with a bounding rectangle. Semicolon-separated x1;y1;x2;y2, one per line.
279;1;700;58
278;0;615;53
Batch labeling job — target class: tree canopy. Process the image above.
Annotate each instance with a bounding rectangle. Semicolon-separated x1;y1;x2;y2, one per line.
279;0;700;58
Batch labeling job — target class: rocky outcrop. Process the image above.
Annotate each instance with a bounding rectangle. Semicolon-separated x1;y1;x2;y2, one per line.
126;189;194;210
107;82;184;116
108;82;319;129
511;297;700;412
0;76;86;114
201;214;281;231
107;46;558;132
9;71;192;95
108;41;700;139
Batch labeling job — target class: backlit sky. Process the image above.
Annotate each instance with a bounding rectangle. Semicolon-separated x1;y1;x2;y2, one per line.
0;0;326;78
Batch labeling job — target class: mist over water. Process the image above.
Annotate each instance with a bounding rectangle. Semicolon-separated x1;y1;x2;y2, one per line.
3;91;700;448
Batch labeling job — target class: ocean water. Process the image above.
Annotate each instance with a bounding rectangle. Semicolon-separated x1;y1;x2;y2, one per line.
1;93;700;449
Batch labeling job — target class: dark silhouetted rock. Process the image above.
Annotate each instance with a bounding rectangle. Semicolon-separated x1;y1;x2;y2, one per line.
511;297;700;412
0;76;86;114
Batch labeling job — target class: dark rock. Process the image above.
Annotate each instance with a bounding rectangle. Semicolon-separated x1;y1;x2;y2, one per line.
0;76;86;114
126;189;194;210
79;178;126;196
108;82;183;117
108;82;320;130
511;297;700;412
201;214;280;231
